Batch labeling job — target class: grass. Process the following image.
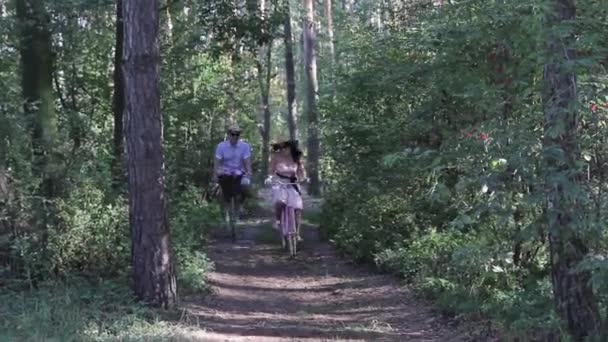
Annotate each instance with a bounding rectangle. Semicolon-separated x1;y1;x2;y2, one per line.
302;209;321;226
0;277;200;342
253;204;321;245
255;222;281;245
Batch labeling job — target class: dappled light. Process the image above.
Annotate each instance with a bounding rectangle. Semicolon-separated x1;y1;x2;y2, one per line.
181;212;456;341
1;0;608;340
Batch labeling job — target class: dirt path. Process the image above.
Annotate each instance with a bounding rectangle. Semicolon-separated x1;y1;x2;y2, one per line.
182;195;464;341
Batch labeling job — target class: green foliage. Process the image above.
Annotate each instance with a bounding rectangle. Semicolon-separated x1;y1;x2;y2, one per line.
334;192;418;261
321;0;608;337
49;183;128;276
255;222;281;244
1;0;255;288
0;278;194;341
169;186;221;293
3;179;128;282
174;249;214;294
0;0;238;304
1;0;607;338
375;229;467;281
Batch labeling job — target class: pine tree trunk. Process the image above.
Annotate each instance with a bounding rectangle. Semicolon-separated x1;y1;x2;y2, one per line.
303;0;320;195
16;0;57;198
112;0;125;190
542;0;599;338
258;54;272;179
283;0;297;141
258;0;272;179
325;0;336;97
123;0;177;308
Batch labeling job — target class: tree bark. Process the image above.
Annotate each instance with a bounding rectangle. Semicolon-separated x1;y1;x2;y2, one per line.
303;0;320;195
324;0;336;97
542;0;599;339
123;0;177;308
257;51;272;182
257;0;272;181
15;0;57;198
283;0;297;140
112;0;125;190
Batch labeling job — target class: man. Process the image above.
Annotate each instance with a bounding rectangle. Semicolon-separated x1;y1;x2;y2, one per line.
214;123;253;211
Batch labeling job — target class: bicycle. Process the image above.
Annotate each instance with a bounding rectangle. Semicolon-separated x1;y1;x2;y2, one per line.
269;178;303;257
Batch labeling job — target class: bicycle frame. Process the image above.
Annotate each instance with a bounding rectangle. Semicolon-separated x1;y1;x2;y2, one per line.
270;179;302;257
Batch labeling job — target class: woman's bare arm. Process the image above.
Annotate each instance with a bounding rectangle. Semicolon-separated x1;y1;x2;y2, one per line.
268;155;276;176
297;160;306;180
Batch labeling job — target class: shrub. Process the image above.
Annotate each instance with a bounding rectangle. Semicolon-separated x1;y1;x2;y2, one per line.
169;185;221;292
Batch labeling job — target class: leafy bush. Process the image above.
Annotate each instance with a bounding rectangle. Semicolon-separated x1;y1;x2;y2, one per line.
50;182;129;276
169;186;221;292
334;192;417;261
5;181;129;281
174;249;214;293
170;186;220;249
0;277;195;341
320;0;608;338
374;229;467;281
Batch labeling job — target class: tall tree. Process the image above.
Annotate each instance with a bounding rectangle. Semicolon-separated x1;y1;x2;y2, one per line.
15;0;57;197
303;0;320;195
542;0;599;338
283;0;297;140
324;0;336;97
257;0;273;180
112;0;125;189
122;0;177;307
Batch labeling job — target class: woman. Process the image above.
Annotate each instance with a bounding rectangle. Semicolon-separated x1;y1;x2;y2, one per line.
266;138;305;242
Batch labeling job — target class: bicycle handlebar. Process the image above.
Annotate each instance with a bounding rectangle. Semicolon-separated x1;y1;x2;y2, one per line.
269;179;304;185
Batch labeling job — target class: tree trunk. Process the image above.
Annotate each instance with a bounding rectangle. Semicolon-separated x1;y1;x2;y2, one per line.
122;0;177;308
283;0;297;141
324;0;336;97
112;0;125;190
303;0;320;196
15;0;57;198
257;0;272;181
542;0;599;339
258;53;272;181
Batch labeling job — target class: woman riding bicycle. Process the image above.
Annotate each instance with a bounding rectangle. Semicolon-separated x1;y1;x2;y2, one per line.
265;137;305;242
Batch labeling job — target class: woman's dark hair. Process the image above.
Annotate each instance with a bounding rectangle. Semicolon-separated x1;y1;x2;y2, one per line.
272;140;302;163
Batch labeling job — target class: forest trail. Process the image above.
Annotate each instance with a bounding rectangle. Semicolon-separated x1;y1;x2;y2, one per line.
180;191;466;341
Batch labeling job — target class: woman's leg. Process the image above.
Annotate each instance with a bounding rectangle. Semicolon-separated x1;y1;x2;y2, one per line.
274;202;284;228
274;201;287;248
295;209;302;240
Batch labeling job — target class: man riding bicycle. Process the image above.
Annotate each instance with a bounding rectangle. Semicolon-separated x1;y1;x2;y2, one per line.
214;123;252;218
